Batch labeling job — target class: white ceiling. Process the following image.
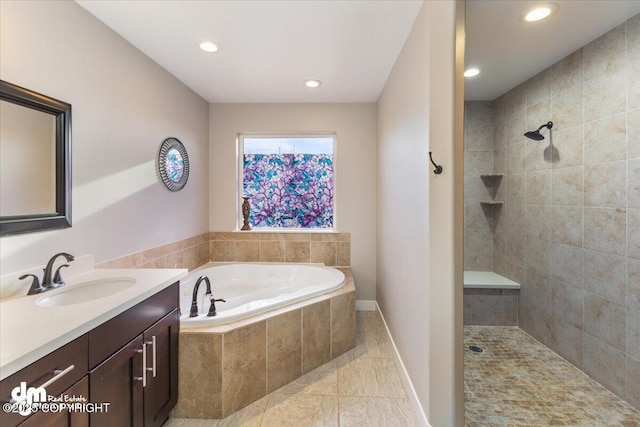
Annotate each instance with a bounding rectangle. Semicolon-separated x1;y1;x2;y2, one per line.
465;0;640;100
77;0;640;104
76;0;422;103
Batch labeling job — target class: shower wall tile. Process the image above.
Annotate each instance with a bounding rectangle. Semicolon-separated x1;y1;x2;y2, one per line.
551;166;584;206
526;170;550;205
505;109;528;144
506;142;526;173
506;203;526;236
526;68;552;107
527;102;552;134
525;237;550;277
628;14;640;62
526;204;551;241
583;249;627;305
629;258;640;309
584;293;626;351
629;159;640;208
584;67;627;122
524;306;551;346
494;148;506;173
506;174;525;204
463;290;518;326
552;85;584;130
584;161;627;208
584;113;627;164
626;357;640;410
583;334;627;398
525;137;551;172
464;229;493;271
583;24;626;81
464;151;493;176
526;269;550;310
505;233;525;266
583;208;626;256
550;205;582;246
551;126;584;168
628;108;640;159
549;314;583;367
629;60;640;110
550;279;583;330
628;307;640;361
550;243;583;288
550;49;583;93
628;209;640;259
465;203;493;230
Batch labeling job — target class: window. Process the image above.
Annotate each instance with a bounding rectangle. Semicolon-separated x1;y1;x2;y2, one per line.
239;135;335;230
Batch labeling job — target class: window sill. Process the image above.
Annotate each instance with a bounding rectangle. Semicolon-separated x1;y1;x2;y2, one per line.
232;229;339;234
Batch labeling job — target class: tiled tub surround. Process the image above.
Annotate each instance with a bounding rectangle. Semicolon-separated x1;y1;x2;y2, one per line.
209;232;351;266
476;13;640;410
96;233;211;270
95;231;351;270
174;269;356;419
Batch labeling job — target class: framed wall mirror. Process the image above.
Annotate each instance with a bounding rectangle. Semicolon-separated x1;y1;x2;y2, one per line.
0;80;72;236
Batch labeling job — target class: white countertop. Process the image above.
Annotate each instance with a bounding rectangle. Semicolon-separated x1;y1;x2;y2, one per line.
0;268;187;381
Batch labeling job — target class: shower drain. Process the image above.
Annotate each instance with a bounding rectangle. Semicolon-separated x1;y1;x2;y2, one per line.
468;345;483;353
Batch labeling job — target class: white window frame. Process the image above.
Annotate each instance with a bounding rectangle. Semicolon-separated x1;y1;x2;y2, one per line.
236;133;337;232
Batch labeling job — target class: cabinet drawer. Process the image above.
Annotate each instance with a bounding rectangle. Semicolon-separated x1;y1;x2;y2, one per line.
0;335;88;427
88;282;178;369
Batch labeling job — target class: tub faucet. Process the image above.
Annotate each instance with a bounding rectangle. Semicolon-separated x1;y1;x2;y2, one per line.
207;295;226;317
190;275;212;317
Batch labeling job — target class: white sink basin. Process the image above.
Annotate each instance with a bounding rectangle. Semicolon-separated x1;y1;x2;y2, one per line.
35;278;136;307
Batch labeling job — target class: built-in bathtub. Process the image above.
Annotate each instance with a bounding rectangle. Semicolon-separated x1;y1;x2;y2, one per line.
180;263;346;326
174;262;356;419
463;270;521;326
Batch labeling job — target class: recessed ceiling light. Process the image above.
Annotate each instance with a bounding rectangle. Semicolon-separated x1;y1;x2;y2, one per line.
523;3;558;22
304;79;322;88
464;68;480;78
199;41;219;53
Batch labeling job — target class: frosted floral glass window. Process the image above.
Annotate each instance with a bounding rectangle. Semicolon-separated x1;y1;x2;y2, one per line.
240;135;335;229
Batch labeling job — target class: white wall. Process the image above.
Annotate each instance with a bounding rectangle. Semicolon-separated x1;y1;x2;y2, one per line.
377;1;463;425
0;0;209;275
209;103;377;300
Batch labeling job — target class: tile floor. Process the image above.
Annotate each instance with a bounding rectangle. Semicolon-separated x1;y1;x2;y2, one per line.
465;326;640;426
165;311;418;427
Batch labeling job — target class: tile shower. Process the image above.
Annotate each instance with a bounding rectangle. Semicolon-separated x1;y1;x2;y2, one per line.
464;13;640;413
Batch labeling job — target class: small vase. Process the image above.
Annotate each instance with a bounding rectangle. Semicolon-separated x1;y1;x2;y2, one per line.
241;197;251;231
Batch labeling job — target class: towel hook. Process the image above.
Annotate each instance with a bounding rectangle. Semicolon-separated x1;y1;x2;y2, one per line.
429;152;443;174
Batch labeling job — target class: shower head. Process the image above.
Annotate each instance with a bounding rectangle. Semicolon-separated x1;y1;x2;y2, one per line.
524;121;553;141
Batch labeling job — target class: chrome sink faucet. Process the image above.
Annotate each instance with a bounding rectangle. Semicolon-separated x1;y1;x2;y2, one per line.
20;252;75;295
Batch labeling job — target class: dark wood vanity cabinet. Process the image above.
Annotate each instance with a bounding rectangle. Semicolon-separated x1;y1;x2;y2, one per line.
89;310;179;427
0;282;179;427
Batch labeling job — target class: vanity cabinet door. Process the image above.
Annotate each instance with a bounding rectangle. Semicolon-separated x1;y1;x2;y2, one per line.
18;376;88;427
89;335;144;427
143;309;178;427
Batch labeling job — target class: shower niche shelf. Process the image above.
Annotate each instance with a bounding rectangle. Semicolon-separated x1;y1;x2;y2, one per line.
480;173;504;179
480;201;503;205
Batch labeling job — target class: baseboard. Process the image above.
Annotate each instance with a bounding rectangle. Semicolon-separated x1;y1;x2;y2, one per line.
355;300;377;311
375;302;431;427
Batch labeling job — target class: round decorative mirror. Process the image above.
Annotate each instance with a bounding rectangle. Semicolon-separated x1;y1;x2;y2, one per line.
158;137;189;191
